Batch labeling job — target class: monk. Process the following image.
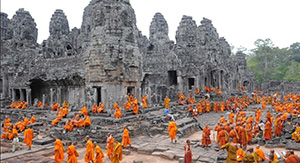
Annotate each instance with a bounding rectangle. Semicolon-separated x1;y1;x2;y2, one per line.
202;124;211;147
229;126;239;143
238;125;247;148
84;115;91;127
132;98;139;114
22;102;28;109
63;101;69;108
51;114;63;126
164;96;170;109
168;119;178;143
52;102;59;111
107;133;114;158
229;111;235;124
220;138;237;163
114;102;119;110
85;136;94;163
219;115;225;123
23;127;34;150
283;150;300;163
98;102;104;113
94;142;104;163
243;148;259;163
122;126;131;148
54;137;64;163
269;149;280;163
254;145;266;162
64;119;74;132
110;141;123;163
292;123;300;142
195;88;200;95
79;105;88;116
23;117;31;126
184;139;192;163
214;123;222;142
236;145;244;162
92;104;98;113
38;101;43;108
264;120;272;140
67;142;79;163
218;127;228;147
142;95;148;108
30;115;36;124
114;107;122;119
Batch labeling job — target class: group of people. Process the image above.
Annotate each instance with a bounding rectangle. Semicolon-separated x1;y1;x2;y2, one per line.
10;100;28;109
53;126;131;163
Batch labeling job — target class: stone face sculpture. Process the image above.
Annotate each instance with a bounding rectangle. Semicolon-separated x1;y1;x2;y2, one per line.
0;0;256;107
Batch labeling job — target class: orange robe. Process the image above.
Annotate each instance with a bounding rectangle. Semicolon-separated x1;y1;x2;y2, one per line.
264;120;272;140
122;128;131;147
23;128;34;147
114;108;122;119
254;149;266;161
229;129;239;143
142;96;148;108
67;145;79;163
236;148;244;162
217;130;228;147
107;136;114;158
94;145;104;163
114;103;118;110
84;116;91;126
38;101;43;108
64;121;74;132
164;97;170;109
85;140;94;162
98;103;104;113
195;88;200;95
23;117;31;126
52;103;59;111
79;106;88;116
22;102;28;109
54;139;65;163
133;104;139;114
30;116;36;124
284;154;300;163
238;127;247;147
92;104;98;113
229;113;235;124
202;126;211;146
168;121;178;140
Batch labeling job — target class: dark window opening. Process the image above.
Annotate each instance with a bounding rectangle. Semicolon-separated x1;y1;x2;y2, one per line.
30;79;45;102
0;79;3;94
66;44;72;50
148;44;154;51
168;71;177;86
127;87;134;95
205;77;208;87
97;87;101;104
22;89;26;101
188;78;195;90
15;89;20;100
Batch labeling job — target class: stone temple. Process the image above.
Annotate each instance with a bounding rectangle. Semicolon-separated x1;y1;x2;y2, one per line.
0;0;256;108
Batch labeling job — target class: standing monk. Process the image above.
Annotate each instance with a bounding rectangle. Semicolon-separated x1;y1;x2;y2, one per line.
264;120;272;140
67;142;79;163
111;141;123;163
84;136;94;163
184;139;192;163
107;133;114;158
142;95;148;108
202;124;211;147
168;119;178;143
23;127;34;150
94;142;104;163
122;126;131;148
53;137;64;163
164;96;170;109
218;127;229;147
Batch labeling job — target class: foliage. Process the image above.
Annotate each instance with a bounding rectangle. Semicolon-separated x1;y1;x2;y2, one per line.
246;39;300;84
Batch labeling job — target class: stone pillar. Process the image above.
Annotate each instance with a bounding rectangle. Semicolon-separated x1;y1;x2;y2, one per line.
26;88;32;106
42;94;46;107
218;71;222;88
195;76;200;89
94;88;97;105
57;87;61;104
50;88;54;106
177;76;183;93
76;87;80;107
102;88;107;108
19;89;24;101
2;72;9;98
12;89;16;101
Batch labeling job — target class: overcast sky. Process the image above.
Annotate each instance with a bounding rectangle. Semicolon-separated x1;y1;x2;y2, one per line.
2;0;300;51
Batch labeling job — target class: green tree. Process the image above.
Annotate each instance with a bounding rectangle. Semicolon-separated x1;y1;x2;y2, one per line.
283;61;300;83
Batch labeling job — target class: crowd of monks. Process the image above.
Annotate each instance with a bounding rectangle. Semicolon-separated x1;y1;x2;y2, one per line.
53;126;130;163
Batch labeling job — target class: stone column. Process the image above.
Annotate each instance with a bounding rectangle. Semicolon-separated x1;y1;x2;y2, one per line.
94;88;97;105
57;87;61;104
102;88;107;107
12;89;16;101
26;89;32;106
195;76;200;89
76;87;80;107
19;89;24;101
50;88;54;106
42;94;46;107
177;76;183;93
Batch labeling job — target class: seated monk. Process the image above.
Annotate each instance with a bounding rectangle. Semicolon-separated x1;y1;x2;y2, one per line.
22;102;28;109
133;102;139;114
114;103;118;110
98;103;104;113
92;104;98;113
62;101;69;109
9;127;18;140
292;123;300;142
73;114;84;128
30;115;36;124
114;107;122;119
217;89;222;95
283;150;300;163
62;107;68;117
23;117;31;126
142;95;148;108
52;102;59;111
195;88;200;95
51;114;63;126
84;115;91;127
254;145;266;162
237;145;244;162
38;101;43;108
124;102;131;110
79;105;88;116
10;102;16;108
64;119;73;132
